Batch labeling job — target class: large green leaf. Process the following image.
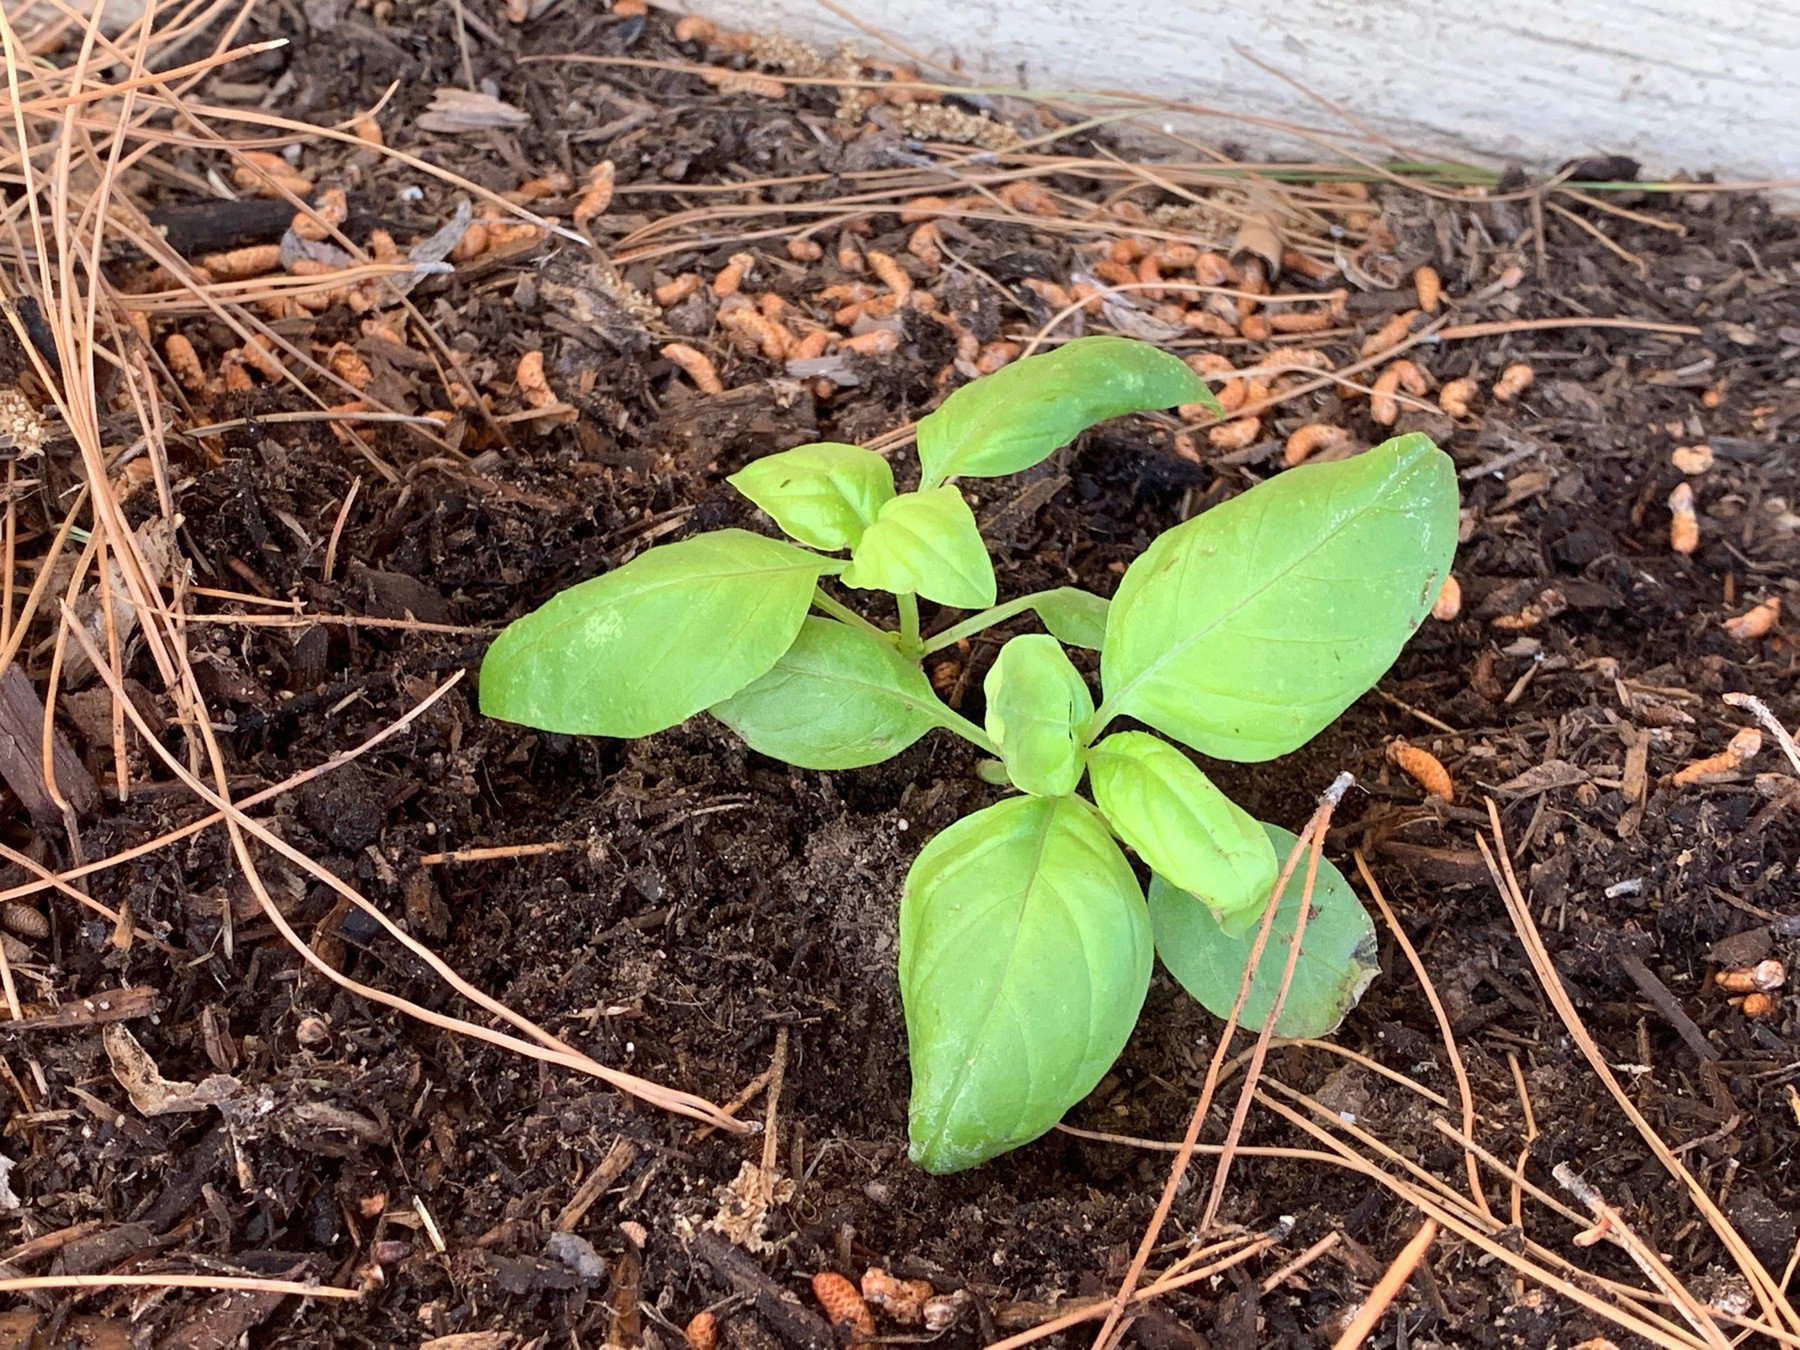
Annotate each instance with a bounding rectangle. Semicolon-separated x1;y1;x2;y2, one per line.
840;487;995;609
727;442;895;551
917;336;1213;485
1150;824;1378;1038
1100;436;1458;761
983;634;1093;797
1088;732;1277;932
480;530;827;738
711;617;941;768
1031;587;1110;651
902;795;1150;1173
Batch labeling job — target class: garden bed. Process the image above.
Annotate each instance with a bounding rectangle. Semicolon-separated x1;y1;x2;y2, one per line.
1;3;1798;1346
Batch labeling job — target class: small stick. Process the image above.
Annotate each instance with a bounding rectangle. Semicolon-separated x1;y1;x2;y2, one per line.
555;1136;640;1232
322;475;361;584
986;1236;1275;1350
1330;1217;1439;1349
1261;1231;1341;1292
1723;692;1800;778
0;1220;108;1266
1615;952;1717;1063
1373;687;1457;734
0;917;18;1020
1553;1163;1732;1350
419;840;579;866
691;1063;779;1142
0;986;157;1035
759;1026;790;1208
0;1272;359;1299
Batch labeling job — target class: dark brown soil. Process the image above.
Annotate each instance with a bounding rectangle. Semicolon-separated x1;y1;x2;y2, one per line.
4;4;1799;1347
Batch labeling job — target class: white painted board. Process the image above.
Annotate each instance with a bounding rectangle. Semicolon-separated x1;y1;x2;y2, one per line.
680;0;1800;184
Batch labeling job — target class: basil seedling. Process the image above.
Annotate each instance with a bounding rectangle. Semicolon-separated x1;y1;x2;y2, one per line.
481;335;1459;1173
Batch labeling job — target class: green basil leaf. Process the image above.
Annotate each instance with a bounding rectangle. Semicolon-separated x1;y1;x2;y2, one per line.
840;486;996;609
1150;823;1378;1038
1088;732;1277;926
711;617;941;768
480;530;826;737
917;336;1211;485
1031;587;1110;651
727;442;895;551
902;795;1151;1173
1101;435;1458;761
984;634;1093;797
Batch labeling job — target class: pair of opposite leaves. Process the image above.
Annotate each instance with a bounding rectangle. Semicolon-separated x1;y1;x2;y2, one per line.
479;336;1220;735
478;433;1455;785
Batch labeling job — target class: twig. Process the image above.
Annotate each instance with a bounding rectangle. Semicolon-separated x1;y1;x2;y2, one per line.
985;1236;1275;1350
759;1025;789;1209
1261;1231;1341;1292
322;474;360;585
0;1272;359;1299
692;1063;779;1143
419;840;580;866
1330;1217;1439;1349
1723;692;1800;777
0;985;157;1034
1615;952;1718;1063
1553;1163;1731;1349
555;1137;640;1233
1435;316;1701;341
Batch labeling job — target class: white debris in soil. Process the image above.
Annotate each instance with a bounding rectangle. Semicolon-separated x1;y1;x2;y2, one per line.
695;1160;796;1254
0;388;48;459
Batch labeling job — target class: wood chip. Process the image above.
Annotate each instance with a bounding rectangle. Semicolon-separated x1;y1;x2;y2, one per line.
417;88;532;133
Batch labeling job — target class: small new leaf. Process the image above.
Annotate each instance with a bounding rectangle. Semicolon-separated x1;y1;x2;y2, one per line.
902;795;1151;1173
984;635;1093;797
711;617;941;768
480;530;827;738
1102;435;1458;761
917;336;1212;485
1088;732;1277;929
728;442;895;551
1149;824;1378;1037
840;486;996;609
1031;587;1110;651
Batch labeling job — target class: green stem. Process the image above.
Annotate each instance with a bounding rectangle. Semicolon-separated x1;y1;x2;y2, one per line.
1085;699;1117;744
920;590;1059;655
897;593;922;659
810;587;887;639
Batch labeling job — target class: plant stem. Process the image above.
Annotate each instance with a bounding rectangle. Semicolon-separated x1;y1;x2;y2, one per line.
810;587;887;639
920;590;1059;654
897;592;922;659
1087;698;1117;743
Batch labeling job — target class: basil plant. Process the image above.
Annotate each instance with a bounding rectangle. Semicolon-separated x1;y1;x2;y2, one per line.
481;336;1458;1173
